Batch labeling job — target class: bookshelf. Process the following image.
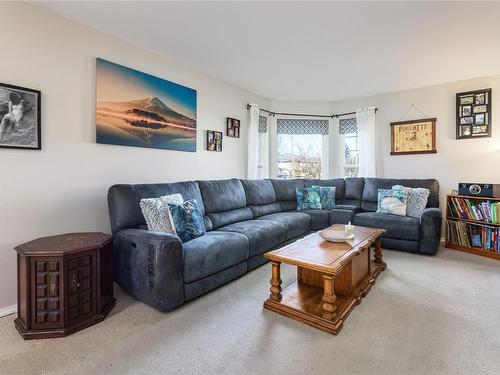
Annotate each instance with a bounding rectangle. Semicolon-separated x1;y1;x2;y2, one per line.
445;194;500;260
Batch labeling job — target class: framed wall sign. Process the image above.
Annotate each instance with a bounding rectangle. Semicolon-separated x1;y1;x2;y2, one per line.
207;130;222;151
226;117;240;138
390;118;437;155
0;83;41;150
456;88;491;139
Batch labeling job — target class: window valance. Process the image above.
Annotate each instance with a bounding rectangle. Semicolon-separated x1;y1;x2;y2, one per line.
277;119;329;135
339;117;357;134
258;115;267;133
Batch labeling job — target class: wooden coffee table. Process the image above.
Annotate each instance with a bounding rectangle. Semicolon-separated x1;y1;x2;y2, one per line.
263;224;386;335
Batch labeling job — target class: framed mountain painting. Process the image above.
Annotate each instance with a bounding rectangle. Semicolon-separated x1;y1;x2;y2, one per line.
96;58;197;152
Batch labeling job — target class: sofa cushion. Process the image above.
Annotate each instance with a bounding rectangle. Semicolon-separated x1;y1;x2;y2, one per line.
352;212;420;240
249;202;282;218
218;219;287;256
393;185;430;218
241;179;277;205
168;199;206;243
139;194;183;234
241;180;281;218
314;186;336;210
376;188;408;216
304;178;345;205
258;212;312;240
207;207;253;229
183;231;249;283
197;179;246;213
296;187;321;210
343;178;365;208
301;209;331;230
279;200;297;212
361;178;439;212
270;179;304;201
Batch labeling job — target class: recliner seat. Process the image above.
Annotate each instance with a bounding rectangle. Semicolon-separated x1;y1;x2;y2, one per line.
108;177;441;312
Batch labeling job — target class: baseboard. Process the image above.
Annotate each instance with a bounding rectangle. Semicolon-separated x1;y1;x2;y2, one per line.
0;304;17;318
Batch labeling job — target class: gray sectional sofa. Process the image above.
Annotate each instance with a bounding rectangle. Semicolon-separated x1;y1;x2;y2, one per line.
107;177;441;312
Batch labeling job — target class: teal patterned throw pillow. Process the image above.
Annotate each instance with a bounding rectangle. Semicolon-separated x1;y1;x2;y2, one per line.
312;186;336;210
168;199;206;242
376;187;408;216
296;187;322;210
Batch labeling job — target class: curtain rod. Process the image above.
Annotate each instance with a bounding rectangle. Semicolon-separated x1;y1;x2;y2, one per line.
246;105;377;118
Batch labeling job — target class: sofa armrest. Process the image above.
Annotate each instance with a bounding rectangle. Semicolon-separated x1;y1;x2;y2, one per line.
330;208;355;225
419;208;442;255
113;228;184;311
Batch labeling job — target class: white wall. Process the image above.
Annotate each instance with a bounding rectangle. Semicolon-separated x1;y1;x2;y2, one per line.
332;75;500;212
0;3;269;310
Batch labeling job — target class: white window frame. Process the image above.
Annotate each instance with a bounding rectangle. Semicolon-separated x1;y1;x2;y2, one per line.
338;119;359;178
271;115;330;179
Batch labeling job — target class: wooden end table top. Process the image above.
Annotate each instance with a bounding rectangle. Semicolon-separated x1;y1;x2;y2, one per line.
265;224;386;275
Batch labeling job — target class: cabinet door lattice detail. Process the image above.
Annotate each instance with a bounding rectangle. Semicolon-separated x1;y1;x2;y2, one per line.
31;259;62;328
67;253;96;323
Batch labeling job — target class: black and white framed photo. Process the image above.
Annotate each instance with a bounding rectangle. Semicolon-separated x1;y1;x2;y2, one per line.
0;83;41;150
456;88;491;139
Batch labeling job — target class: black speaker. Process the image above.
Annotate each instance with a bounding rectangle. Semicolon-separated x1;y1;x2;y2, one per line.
458;183;500;198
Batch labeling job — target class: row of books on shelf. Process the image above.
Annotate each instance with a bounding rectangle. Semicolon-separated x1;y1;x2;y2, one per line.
446;220;500;252
447;196;500;223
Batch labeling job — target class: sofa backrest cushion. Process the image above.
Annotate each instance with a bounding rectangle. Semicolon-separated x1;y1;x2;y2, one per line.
198;179;246;213
241;179;276;204
197;179;250;228
107;181;205;235
206;207;253;229
270;179;304;211
241;179;281;218
361;178;440;212
303;178;345;205
343;178;365;208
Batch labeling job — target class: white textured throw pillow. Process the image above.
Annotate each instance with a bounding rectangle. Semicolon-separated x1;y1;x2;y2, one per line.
140;194;184;233
392;185;430;218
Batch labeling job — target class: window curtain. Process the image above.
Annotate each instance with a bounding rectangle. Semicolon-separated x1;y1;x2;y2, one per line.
247;104;260;179
356;107;377;177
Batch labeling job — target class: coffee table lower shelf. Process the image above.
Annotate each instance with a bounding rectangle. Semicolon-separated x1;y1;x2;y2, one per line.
264;260;385;335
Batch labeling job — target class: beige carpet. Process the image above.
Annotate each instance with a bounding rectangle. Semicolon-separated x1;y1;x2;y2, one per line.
1;247;500;375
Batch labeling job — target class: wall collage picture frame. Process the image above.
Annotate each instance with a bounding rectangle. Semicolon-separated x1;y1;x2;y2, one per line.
456;88;492;139
207;130;222;151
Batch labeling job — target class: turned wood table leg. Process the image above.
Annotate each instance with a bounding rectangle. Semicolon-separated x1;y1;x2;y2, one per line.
374;237;386;270
269;261;282;302
322;274;337;320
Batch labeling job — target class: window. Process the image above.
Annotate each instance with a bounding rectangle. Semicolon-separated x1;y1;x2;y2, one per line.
339;118;359;177
276;119;328;179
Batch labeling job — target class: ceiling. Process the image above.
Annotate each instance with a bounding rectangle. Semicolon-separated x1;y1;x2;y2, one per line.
38;1;500;101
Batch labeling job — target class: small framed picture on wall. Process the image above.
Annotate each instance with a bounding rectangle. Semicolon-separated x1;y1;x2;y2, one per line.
226;117;240;138
0;83;41;150
207;130;223;151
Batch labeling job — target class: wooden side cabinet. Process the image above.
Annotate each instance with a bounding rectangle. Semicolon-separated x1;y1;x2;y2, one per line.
14;233;115;340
